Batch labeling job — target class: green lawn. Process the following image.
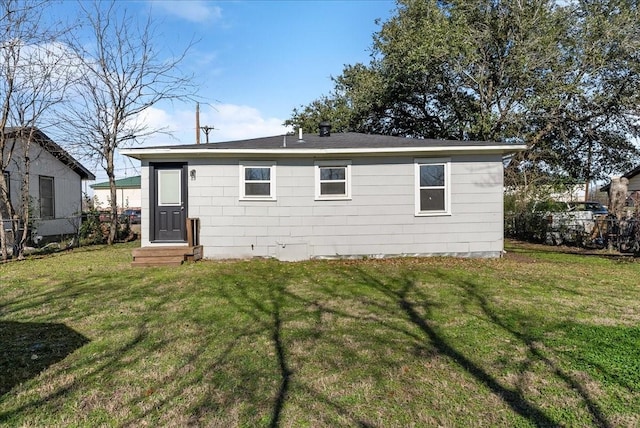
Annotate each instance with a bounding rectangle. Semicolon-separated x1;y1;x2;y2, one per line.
1;241;639;427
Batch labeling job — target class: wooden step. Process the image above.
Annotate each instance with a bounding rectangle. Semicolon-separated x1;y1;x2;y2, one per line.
131;259;184;267
131;245;203;267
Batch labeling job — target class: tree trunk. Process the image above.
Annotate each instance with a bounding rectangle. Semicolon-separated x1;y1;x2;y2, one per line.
0;216;7;261
107;149;118;245
0;173;9;261
16;132;32;260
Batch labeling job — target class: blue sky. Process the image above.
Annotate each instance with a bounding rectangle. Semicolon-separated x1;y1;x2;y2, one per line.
64;0;397;181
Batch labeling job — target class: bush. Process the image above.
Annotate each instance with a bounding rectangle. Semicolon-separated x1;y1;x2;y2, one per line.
79;209;107;245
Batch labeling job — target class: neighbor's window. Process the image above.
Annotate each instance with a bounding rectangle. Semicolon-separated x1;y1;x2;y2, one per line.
240;162;276;200
39;175;55;219
1;172;9;219
2;172;9;199
415;158;450;215
315;161;351;200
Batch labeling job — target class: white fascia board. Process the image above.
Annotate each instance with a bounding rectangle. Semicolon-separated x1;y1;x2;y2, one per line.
120;144;527;160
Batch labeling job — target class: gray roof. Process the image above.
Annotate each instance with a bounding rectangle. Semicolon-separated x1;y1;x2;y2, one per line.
5;127;96;180
122;132;526;160
158;132;517;150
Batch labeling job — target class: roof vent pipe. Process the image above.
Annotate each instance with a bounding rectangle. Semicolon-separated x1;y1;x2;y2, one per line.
297;127;304;143
319;121;331;137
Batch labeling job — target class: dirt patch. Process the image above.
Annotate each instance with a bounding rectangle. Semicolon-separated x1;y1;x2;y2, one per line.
502;250;538;263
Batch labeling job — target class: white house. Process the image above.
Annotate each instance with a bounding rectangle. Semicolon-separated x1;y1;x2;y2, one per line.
121;127;526;261
90;175;141;210
1;128;95;241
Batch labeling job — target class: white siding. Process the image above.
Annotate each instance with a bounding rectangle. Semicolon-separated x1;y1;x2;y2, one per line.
93;187;141;210
141;154;505;260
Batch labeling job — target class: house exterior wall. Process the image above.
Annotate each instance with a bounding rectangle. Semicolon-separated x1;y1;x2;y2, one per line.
3;140;84;238
93;187;141;210
141;153;505;260
626;175;640;193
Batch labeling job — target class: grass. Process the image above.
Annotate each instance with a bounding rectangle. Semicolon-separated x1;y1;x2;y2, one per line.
0;240;639;427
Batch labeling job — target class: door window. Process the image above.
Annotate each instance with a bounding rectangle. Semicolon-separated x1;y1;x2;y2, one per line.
158;169;181;206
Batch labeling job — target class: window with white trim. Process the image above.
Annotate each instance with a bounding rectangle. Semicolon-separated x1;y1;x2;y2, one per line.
315;161;351;200
415;158;450;215
239;161;276;200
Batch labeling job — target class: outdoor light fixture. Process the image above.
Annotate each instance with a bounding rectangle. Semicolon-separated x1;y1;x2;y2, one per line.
190;169;196;181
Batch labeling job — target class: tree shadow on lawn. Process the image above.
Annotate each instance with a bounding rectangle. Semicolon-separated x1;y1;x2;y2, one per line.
0;321;90;397
207;264;564;427
213;277;306;428
452;274;617;428
1;259;625;427
0;267;291;426
0;265;395;426
212;272;380;428
351;266;618;428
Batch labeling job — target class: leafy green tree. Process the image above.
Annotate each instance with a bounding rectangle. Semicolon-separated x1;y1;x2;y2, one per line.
525;0;640;186
285;64;383;134
285;95;352;134
287;0;640;187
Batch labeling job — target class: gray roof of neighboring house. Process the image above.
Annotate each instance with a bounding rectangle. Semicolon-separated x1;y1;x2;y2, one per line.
122;132;526;159
4;127;96;180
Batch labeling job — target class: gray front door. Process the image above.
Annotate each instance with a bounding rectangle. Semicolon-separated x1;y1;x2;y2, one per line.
151;163;187;242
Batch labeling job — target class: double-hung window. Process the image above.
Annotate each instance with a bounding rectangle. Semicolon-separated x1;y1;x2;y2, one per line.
239;161;276;200
315;161;351;200
415;158;450;215
39;175;55;219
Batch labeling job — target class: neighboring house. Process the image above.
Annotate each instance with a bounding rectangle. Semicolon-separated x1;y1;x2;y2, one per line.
1;127;95;240
601;166;640;193
90;175;141;210
601;166;640;208
507;183;587;202
549;183;587;202
121;126;526;261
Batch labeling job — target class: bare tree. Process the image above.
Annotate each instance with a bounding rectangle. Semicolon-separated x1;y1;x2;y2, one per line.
0;0;70;260
59;0;197;244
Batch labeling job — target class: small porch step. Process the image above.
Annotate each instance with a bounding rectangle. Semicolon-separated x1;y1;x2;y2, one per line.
131;245;203;267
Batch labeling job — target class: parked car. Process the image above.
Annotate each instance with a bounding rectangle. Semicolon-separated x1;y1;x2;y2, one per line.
121;209;141;224
566;201;608;215
543;201;608;246
98;210;112;222
533;200;608;215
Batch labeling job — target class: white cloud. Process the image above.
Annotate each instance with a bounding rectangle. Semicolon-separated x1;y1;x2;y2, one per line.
130;103;290;148
204;104;291;142
149;1;222;24
110;102;290;182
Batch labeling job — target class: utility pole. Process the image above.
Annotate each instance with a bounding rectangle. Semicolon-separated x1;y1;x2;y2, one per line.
195;102;200;144
585;141;592;202
200;126;215;144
